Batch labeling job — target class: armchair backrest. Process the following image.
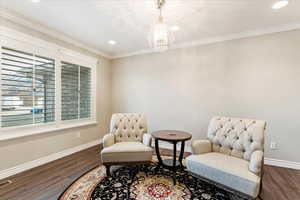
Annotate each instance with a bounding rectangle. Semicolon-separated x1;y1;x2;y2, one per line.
110;113;147;143
207;116;266;161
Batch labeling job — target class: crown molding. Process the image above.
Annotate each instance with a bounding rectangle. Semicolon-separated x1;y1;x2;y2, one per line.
2;8;300;60
112;22;300;59
0;8;113;59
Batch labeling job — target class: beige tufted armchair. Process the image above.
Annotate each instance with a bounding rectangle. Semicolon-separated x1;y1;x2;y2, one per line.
101;113;153;176
186;116;266;199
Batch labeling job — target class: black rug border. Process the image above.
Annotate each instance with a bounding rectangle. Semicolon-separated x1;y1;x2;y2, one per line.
58;165;100;200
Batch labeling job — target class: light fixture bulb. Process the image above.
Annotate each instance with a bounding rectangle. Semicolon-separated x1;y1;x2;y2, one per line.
31;0;41;3
108;40;117;45
148;0;174;51
272;0;289;9
170;25;180;32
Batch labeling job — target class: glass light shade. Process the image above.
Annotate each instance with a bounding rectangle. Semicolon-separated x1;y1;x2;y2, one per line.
148;17;174;51
272;0;289;9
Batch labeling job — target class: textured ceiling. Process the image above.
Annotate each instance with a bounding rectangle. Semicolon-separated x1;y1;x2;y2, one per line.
1;0;300;57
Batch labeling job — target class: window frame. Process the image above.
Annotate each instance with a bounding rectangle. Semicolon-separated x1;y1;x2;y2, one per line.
0;27;98;140
1;46;57;128
59;56;95;122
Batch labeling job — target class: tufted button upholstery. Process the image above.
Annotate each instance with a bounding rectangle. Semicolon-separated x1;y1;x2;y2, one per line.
110;113;147;143
207;116;266;161
187;116;266;198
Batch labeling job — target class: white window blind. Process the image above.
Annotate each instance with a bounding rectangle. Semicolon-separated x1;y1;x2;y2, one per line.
61;61;91;121
80;66;91;119
1;46;55;128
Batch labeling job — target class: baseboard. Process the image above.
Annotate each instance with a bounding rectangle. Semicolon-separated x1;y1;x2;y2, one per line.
153;143;300;170
264;158;300;170
152;142;192;153
1;141;298;181
0;140;101;180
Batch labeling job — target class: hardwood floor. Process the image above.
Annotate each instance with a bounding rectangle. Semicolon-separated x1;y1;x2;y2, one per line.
0;145;299;200
0;146;101;200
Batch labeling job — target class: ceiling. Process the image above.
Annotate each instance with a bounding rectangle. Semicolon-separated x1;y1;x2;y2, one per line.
1;0;300;58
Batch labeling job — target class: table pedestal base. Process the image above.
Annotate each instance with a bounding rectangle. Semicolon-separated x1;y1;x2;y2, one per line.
154;139;186;185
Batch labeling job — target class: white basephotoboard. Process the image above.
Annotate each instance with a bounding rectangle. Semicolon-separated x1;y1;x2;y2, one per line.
264;158;300;170
0;140;101;180
1;140;299;181
154;143;300;170
152;142;192;153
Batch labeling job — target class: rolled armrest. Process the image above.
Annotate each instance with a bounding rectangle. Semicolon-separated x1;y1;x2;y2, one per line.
143;133;152;147
103;134;115;148
249;150;264;174
192;140;212;155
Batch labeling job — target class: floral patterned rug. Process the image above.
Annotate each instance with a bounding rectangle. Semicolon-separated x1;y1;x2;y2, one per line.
59;157;246;200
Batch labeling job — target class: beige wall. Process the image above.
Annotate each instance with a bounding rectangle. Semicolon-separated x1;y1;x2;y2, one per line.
0;17;112;170
1;15;299;172
112;29;300;163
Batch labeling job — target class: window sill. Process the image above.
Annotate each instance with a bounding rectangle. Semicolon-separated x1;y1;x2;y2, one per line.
0;120;98;141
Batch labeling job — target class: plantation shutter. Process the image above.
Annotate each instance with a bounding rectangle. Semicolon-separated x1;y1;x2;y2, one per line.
1;47;55;128
79;66;91;119
61;61;79;120
61;61;91;121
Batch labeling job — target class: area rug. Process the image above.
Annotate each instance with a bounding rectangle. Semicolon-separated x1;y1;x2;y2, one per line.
59;156;246;200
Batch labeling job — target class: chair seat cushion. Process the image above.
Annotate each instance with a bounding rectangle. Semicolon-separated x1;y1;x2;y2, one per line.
101;142;153;163
186;152;261;197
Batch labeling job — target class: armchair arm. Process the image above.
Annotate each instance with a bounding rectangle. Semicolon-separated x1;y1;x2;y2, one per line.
249;150;264;174
103;134;115;148
192;140;212;155
143;133;152;147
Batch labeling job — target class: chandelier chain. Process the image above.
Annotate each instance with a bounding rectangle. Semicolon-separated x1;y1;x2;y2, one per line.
157;0;165;9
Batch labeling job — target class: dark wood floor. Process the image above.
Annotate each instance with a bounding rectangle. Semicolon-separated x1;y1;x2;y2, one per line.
0;145;299;200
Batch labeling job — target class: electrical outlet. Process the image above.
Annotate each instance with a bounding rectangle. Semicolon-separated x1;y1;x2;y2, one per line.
76;132;81;138
270;141;277;150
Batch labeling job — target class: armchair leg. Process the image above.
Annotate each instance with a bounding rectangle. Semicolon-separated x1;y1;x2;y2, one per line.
258;164;264;200
257;183;263;200
105;165;111;176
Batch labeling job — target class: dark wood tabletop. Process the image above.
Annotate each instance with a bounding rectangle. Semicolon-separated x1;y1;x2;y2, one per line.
151;130;192;142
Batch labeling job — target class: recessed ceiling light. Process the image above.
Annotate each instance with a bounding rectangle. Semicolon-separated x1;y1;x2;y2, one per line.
31;0;40;3
170;25;180;32
272;0;289;9
108;40;117;45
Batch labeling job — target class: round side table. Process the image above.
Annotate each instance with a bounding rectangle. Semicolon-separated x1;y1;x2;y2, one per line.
151;130;192;185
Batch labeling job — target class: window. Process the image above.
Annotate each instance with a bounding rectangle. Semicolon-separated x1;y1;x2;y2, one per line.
61;61;91;121
1;47;55;128
0;28;97;135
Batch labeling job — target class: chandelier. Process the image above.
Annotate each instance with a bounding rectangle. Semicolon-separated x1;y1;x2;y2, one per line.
148;0;174;51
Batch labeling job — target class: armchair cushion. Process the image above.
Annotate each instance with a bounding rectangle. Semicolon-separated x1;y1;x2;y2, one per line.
103;134;115;148
101;142;152;163
143;133;152;147
192;140;212;155
249;150;264;174
186;153;261;197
